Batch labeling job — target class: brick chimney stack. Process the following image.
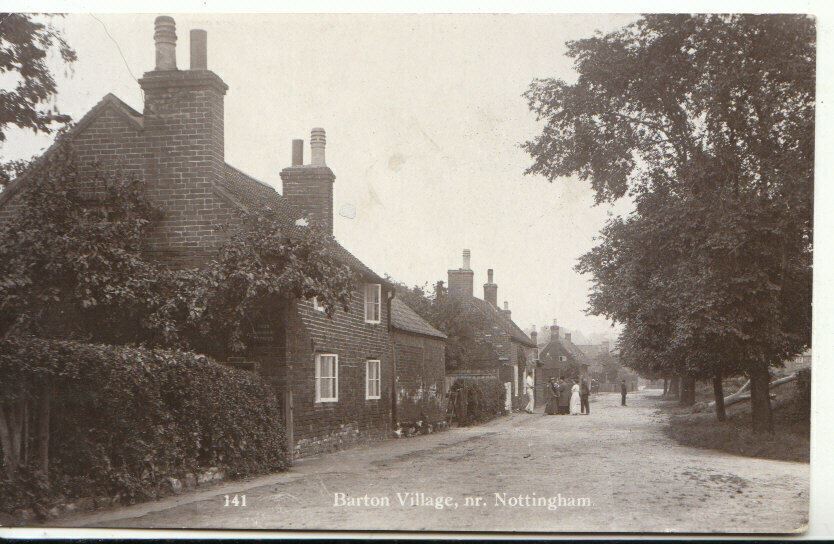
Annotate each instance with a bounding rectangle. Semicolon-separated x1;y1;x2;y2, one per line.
551;320;560;342
139;16;229;261
483;268;498;307
280;128;336;235
448;249;474;300
530;328;538;346
565;332;572;344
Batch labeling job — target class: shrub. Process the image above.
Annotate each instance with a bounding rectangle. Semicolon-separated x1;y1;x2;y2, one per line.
794;367;811;416
0;337;288;516
451;377;507;426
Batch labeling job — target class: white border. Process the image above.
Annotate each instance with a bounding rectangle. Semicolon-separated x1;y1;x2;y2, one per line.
1;2;832;539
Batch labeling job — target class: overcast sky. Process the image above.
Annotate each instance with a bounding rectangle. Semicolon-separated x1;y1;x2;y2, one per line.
3;13;639;342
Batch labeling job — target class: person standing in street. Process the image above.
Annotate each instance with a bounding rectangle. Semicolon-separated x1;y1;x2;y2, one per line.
621;379;628;406
557;377;572;414
545;378;560;415
569;379;581;415
580;377;590;414
524;372;535;413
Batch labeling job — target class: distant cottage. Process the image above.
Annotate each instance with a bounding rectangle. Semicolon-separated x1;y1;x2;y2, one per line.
0;16;445;458
535;321;594;405
444;250;537;410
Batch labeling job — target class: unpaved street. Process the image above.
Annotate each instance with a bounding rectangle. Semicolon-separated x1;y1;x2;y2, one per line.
56;391;809;533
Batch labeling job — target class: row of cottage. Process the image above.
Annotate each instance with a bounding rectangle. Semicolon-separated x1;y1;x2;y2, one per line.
0;16;617;459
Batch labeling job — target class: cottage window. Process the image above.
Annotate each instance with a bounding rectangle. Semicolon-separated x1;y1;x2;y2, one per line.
312;296;326;312
315;354;338;402
364;283;381;324
366;359;381;400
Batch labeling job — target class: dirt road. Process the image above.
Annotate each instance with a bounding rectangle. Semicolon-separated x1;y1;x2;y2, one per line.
55;391;809;533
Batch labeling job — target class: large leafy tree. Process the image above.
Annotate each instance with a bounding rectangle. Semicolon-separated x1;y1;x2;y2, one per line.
525;14;814;431
0;13;77;188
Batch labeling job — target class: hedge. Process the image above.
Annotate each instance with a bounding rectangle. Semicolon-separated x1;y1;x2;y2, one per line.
0;337;288;516
450;377;507;426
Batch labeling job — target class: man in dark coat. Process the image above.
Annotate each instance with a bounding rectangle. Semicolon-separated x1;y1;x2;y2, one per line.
621;379;628;406
580;378;590;414
557;377;572;414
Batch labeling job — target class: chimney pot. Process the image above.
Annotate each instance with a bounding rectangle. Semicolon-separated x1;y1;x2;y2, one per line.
190;29;208;70
487;269;494;283
462;249;471;270
292;139;304;166
153;15;177;71
310;127;326;166
503;301;509;310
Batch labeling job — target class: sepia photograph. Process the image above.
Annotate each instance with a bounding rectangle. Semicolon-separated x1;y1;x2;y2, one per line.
0;4;827;538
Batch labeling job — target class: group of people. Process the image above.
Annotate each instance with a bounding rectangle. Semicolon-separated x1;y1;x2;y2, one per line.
544;377;591;415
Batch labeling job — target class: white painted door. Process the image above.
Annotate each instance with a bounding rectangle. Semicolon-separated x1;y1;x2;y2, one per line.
504;382;512;411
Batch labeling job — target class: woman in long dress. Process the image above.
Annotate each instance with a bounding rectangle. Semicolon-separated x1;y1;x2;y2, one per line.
545;378;560;415
569;379;582;415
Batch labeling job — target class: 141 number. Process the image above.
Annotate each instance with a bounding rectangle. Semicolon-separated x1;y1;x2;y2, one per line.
223;494;247;507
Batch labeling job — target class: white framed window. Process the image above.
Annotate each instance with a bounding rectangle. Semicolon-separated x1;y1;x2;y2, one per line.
366;359;381;400
312;296;326;312
364;283;381;324
315;354;338;402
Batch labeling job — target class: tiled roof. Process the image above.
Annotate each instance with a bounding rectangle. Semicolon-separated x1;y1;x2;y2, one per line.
468;297;536;348
391;298;446;339
218;164;387;285
540;336;594;368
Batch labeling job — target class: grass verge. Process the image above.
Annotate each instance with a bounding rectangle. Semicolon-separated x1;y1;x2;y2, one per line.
657;380;809;463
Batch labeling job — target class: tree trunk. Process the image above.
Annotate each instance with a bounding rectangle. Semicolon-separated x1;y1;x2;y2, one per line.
680;375;696;406
749;364;774;434
712;372;726;422
662;378;669;397
37;382;51;477
669;375;681;398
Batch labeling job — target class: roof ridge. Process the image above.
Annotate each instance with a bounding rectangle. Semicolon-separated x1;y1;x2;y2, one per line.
224;163;278;193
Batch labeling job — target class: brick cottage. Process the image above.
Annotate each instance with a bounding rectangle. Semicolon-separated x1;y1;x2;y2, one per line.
444;250;537;410
0;16;447;459
535;322;594;405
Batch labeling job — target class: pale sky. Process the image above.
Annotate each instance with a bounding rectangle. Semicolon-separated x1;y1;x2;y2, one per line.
2;13;638;342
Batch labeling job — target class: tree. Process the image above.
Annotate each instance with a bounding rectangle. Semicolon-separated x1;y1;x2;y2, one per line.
1;13;77;188
525;15;814;431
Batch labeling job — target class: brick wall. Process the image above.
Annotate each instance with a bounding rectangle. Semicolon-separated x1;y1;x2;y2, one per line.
392;331;446;429
281;286;394;458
